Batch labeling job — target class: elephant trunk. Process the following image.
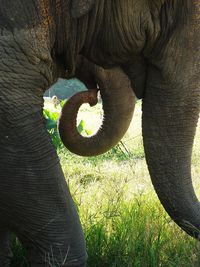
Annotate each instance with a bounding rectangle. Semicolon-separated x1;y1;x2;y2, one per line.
58;67;135;156
142;83;200;237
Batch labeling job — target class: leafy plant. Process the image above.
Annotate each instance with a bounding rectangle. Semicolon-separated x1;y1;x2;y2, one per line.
43;109;62;149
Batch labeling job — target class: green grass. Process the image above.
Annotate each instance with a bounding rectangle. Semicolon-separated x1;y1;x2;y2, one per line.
11;100;200;267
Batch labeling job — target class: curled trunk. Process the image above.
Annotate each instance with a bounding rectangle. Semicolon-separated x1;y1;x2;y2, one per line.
58;67;135;156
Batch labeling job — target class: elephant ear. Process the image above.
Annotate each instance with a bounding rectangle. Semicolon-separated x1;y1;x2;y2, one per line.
71;0;95;18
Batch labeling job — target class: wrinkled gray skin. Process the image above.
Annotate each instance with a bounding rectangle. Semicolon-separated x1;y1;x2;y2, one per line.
0;0;200;266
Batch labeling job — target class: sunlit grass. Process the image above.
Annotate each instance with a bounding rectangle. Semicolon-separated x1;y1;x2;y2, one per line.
11;100;200;267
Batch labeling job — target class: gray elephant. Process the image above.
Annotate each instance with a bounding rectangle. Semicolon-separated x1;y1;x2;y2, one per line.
60;0;200;239
0;0;200;266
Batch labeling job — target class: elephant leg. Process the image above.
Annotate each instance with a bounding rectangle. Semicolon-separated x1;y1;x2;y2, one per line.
11;162;87;267
0;112;87;267
0;228;13;267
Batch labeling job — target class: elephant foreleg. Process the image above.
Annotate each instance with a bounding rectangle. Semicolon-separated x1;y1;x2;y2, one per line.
10;161;87;267
0;111;87;267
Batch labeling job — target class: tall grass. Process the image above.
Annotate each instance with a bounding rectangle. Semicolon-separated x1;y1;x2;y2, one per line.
11;100;200;267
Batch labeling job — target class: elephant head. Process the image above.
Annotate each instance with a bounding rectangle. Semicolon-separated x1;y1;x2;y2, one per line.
58;56;135;156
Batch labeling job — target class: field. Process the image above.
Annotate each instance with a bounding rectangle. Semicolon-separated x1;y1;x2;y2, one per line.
11;100;200;267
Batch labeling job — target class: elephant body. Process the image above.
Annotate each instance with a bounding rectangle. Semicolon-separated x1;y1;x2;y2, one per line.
0;0;200;266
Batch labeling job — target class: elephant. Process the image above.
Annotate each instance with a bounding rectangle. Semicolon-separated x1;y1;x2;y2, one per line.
0;2;135;266
60;0;200;240
59;0;200;240
0;0;200;266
